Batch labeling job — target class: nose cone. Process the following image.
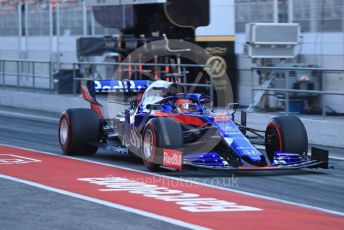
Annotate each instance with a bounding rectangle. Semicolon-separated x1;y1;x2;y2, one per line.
241;155;268;167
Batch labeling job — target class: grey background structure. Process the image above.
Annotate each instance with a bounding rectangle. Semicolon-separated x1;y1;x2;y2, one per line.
0;0;343;112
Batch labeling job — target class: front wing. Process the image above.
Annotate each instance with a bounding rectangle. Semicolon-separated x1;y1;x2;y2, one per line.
181;147;329;171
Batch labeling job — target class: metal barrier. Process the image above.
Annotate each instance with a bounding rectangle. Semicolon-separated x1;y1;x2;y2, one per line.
70;61;214;101
0;59;214;103
0;59;53;92
250;66;344;117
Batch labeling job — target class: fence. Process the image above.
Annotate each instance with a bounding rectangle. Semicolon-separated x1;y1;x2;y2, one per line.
0;58;214;101
0;1;118;62
0;1;114;37
1;58;344;117
0;59;53;91
235;0;344;33
250;66;344;117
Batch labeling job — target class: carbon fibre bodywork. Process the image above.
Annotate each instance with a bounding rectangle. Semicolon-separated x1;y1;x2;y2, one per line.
84;80;328;171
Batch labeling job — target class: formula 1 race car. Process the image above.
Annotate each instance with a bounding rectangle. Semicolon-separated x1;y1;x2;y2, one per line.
58;80;329;171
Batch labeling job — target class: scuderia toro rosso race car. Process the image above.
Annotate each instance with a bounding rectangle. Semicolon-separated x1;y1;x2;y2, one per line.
58;80;329;172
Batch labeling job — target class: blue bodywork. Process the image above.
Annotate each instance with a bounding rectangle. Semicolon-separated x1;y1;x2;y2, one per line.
92;80;319;169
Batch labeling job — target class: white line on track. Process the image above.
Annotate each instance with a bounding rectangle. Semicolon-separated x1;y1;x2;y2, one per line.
0;174;209;230
0;110;59;122
1;143;344;218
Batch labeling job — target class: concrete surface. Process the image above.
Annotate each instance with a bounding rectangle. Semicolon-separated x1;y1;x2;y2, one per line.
0;88;89;113
0;108;343;215
0;178;185;230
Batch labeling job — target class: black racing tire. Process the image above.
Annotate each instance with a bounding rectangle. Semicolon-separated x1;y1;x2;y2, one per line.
58;108;100;156
265;116;308;161
142;118;183;171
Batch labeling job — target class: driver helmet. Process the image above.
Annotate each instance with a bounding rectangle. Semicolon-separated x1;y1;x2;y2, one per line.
175;99;198;113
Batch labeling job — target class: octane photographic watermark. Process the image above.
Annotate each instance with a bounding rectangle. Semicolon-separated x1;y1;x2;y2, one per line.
105;174;240;189
79;175;258;213
104;38;235;165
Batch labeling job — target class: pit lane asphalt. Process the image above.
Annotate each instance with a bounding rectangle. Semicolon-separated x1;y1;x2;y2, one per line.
0;107;343;229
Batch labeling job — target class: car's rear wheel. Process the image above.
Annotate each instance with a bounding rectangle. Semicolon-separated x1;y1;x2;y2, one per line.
58;108;100;155
142;118;183;171
265;115;308;161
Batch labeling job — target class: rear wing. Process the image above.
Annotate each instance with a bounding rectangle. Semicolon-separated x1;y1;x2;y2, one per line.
83;80;151;102
82;80;151;119
91;80;151;94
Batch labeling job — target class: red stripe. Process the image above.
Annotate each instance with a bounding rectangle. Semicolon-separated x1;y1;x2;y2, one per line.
81;85;104;120
91;103;104;120
0;146;343;230
153;112;205;126
59;112;71;151
144;123;157;165
268;123;283;152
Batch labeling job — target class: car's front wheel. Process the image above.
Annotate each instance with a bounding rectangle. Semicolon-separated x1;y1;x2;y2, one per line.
142;118;183;171
265;115;308;161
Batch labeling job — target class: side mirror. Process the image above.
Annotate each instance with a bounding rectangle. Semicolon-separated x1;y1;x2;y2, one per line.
200;98;210;105
199;96;210;105
146;104;162;111
227;103;239;116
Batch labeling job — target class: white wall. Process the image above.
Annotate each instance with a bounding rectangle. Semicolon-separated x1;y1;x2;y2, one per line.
196;0;235;36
